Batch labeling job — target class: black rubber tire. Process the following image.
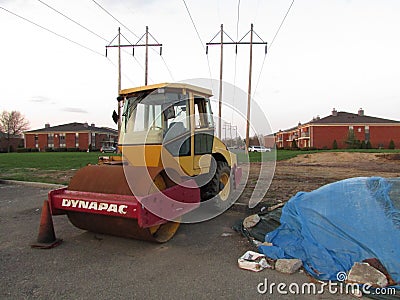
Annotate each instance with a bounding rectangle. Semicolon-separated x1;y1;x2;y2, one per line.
200;161;232;209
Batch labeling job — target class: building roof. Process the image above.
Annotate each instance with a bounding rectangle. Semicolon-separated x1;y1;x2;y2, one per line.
309;111;400;125
277;110;400;133
25;122;118;134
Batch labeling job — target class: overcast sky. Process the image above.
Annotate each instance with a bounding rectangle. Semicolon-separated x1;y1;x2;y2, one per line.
1;0;399;137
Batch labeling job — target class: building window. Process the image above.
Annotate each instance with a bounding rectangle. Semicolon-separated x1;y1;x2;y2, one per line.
365;126;370;142
48;133;54;148
91;132;96;147
75;133;79;148
349;125;353;130
35;135;38;148
60;133;66;148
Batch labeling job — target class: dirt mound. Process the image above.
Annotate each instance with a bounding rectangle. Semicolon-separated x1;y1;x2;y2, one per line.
238;151;400;209
286;152;381;165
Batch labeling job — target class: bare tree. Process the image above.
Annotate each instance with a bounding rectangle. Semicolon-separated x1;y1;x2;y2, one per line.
0;110;30;152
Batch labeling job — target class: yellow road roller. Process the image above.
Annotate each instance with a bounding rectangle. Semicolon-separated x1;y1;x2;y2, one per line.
32;83;242;248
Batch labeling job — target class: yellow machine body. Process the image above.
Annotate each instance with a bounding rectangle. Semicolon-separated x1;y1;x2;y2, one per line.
36;83;240;245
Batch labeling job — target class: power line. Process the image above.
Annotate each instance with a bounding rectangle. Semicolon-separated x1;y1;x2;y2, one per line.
182;0;213;81
253;55;267;98
253;0;295;97
91;0;139;39
0;6;104;56
182;0;205;50
36;0;150;77
1;5;139;84
37;0;108;42
236;0;241;41
161;55;174;81
270;0;295;48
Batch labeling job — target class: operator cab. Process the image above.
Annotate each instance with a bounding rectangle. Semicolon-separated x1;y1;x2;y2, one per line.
116;83;216;175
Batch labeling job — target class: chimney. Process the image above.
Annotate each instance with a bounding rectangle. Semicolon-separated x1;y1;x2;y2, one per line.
91;123;95;128
83;122;88;128
332;108;338;116
358;108;364;116
45;123;50;128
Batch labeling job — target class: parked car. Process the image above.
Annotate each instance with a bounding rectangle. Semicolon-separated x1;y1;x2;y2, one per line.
100;145;117;153
248;145;271;152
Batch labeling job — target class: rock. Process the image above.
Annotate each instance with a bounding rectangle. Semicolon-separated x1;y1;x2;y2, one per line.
275;259;302;274
243;214;261;228
362;258;396;286
347;262;388;288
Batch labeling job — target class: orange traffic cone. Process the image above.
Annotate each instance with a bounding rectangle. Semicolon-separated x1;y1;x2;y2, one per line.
31;200;62;249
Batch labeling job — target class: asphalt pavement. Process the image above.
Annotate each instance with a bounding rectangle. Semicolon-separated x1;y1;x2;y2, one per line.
0;182;351;299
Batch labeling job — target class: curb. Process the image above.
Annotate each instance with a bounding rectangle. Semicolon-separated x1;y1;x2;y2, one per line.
0;179;66;189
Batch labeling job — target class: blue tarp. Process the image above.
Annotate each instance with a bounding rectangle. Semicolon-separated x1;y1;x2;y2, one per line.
258;177;400;286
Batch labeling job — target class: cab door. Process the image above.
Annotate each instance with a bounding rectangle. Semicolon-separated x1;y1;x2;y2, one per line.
192;95;214;173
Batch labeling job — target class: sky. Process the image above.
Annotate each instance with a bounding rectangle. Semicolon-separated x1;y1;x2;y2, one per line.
1;0;399;137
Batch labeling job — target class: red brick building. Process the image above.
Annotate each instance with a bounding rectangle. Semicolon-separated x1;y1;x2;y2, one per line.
24;122;118;151
276;109;400;149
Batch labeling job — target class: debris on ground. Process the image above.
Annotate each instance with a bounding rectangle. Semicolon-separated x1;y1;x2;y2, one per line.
221;232;233;237
235;177;400;292
275;259;303;274
243;214;261;228
233;207;282;247
237;251;272;272
362;258;397;286
347;262;388;288
267;202;285;212
258;177;400;286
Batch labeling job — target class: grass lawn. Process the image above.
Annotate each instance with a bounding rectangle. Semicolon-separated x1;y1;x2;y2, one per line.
0;152;116;184
0;149;398;184
0;152;101;169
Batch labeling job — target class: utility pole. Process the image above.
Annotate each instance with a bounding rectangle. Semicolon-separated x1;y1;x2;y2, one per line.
206;24;235;139
245;24;253;154
229;121;232;147
106;27;163;137
117;27;122;133
206;24;267;149
106;26;162;87
218;24;223;139
232;125;238;147
145;26;149;85
222;122;227;142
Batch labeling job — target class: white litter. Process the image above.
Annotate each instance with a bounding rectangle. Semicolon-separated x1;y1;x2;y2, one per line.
238;250;272;272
